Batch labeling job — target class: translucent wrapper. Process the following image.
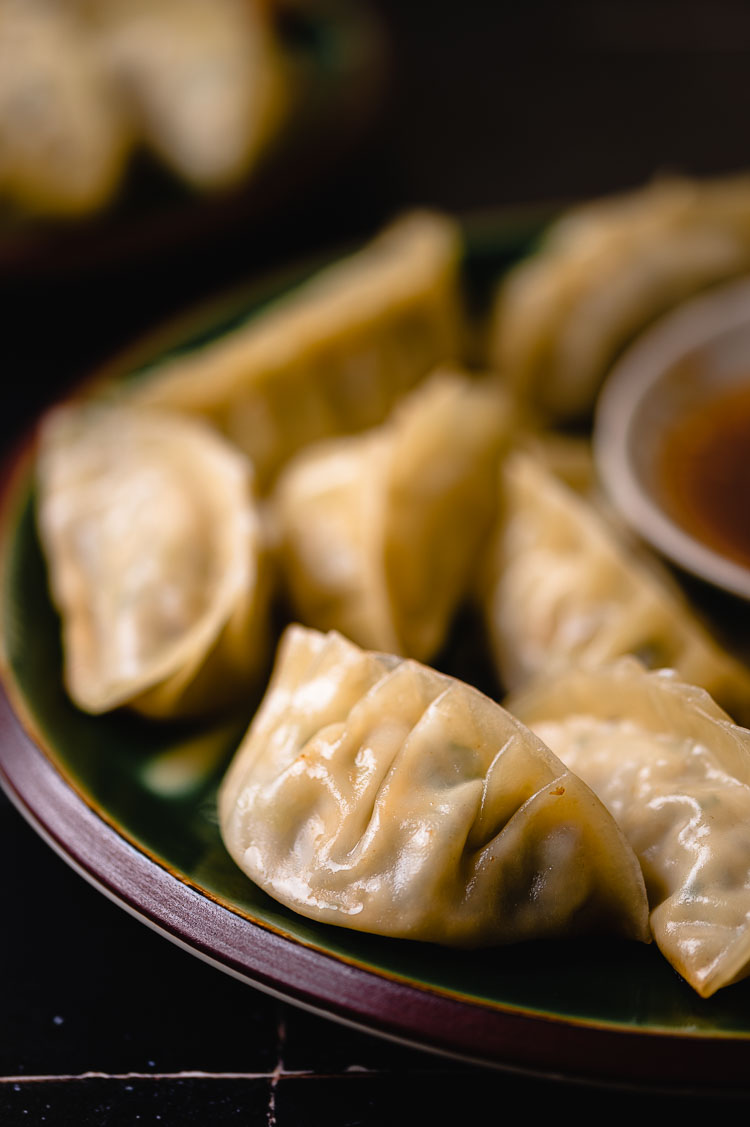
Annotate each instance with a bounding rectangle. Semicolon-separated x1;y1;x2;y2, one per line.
482;450;750;720
219;625;650;947
36;403;270;718
271;369;511;662
511;659;750;997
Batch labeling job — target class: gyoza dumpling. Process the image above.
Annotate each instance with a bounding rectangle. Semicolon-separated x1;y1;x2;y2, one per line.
482;451;750;719
0;0;132;216
271;370;511;662
218;625;650;946
490;174;750;422
510;659;750;996
80;0;287;190
36;402;270;718
127;210;464;490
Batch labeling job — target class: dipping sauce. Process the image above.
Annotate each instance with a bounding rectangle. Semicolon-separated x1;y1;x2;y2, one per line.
658;382;750;570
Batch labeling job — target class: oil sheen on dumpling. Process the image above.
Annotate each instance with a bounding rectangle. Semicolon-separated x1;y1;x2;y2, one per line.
271;370;511;662
36;403;269;718
218;625;650;946
483;450;750;720
127;210;464;490
510;659;750;996
490;174;750;422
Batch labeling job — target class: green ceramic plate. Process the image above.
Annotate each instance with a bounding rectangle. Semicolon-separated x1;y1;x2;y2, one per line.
3;210;750;1092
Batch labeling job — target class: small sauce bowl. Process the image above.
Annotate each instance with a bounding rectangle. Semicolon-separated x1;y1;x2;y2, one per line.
594;275;750;600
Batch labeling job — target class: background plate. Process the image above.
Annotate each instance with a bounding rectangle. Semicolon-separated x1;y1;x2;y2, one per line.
3;213;750;1091
0;0;385;280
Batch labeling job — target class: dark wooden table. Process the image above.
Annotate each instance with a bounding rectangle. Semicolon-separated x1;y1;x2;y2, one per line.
4;2;750;1121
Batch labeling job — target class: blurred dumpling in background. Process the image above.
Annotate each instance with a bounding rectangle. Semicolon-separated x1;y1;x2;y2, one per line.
79;0;288;191
271;369;511;662
0;0;132;217
218;624;650;947
0;0;296;219
128;210;465;489
489;174;750;423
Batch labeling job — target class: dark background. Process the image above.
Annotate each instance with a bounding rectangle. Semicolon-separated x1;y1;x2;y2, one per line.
6;0;750;449
4;1;750;1122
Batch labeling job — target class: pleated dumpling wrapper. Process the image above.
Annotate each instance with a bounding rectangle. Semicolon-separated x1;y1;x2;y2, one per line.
482;450;750;721
36;403;270;718
271;369;511;663
490;173;750;422
127;210;464;490
218;625;650;946
510;659;750;996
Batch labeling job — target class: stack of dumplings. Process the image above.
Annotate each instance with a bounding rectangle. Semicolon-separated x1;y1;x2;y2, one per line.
31;180;750;996
35;209;469;721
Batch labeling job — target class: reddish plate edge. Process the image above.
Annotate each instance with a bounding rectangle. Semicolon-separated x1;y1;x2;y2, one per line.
0;683;744;1094
4;683;750;1094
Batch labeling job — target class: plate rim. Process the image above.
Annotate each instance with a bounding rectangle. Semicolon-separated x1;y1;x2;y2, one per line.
5;216;750;1090
6;681;750;1092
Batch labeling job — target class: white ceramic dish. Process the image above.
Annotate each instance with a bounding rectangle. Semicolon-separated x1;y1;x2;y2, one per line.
594;275;750;600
